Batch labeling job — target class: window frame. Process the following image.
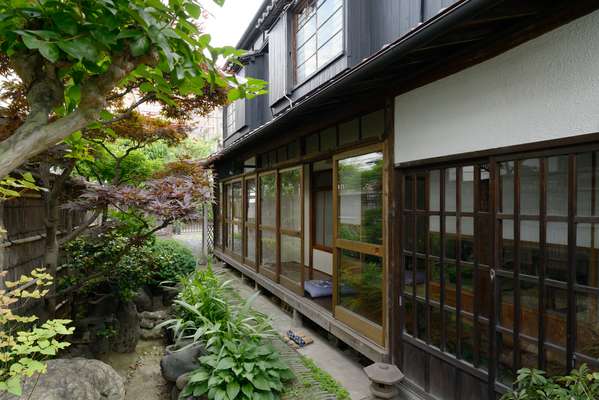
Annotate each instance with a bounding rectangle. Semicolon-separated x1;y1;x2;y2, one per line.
225;103;236;137
292;0;345;85
244;175;258;268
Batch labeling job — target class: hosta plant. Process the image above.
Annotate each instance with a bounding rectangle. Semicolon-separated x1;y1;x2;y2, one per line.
0;269;74;396
181;339;294;400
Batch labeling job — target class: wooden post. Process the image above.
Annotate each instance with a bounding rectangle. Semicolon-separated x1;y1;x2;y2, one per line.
202;204;209;263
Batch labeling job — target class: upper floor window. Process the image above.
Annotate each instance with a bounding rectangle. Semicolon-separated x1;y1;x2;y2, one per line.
226;103;236;137
294;0;344;83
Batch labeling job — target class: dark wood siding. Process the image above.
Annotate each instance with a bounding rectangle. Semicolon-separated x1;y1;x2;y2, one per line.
347;0;372;68
268;13;290;107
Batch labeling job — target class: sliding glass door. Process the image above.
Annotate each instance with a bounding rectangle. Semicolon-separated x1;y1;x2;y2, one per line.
245;176;257;268
333;145;386;345
279;167;304;295
259;172;278;281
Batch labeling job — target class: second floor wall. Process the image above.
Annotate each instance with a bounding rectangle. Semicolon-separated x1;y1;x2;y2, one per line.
223;0;459;146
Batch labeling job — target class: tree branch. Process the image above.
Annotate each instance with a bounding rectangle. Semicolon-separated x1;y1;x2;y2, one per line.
58;209;101;245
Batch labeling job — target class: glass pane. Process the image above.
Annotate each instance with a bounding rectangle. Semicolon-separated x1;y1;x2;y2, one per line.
260;174;276;227
498;277;515;330
281;235;302;285
429;258;441;302
338;151;384;245
315;191;332;248
416;176;426;210
497;332;515;386
520;337;539;371
575;223;599;287
445;216;457;260
404;255;414;295
298;0;316;26
296;34;316;66
246;179;256;224
461;217;474;262
429;216;441;257
416;257;426;298
305;133;319;154
520;159;540;215
461;314;475;364
576;151;599;217
404;214;414;251
226;184;232;220
404;296;414;336
545;286;567;347
547;156;568;216
233;224;242;256
477;214;492;266
317;7;342;47
445;168;457;212
461;264;474;314
338;250;383;326
296;14;316;47
445;308;458;356
499;219;515;271
417;300;426;340
461;166;475;213
338;118;359;146
317;30;342;67
546;348;567;377
520;281;539;339
430;305;442;349
280;168;301;231
297;55;317;81
416;216;427;254
260;230;276;275
232;182;242;220
430;170;441;211
576;292;599;360
361;110;384;139
547;222;568;282
317;0;342;25
246;228;256;264
479;164;491;212
324;191;333;247
521;221;540;276
500;161;515;214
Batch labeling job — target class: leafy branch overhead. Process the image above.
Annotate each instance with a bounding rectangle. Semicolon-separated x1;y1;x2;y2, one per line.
0;0;267;178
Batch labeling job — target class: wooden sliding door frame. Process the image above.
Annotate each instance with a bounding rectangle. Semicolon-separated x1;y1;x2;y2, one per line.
278;165;305;296
332;142;388;346
244;174;258;269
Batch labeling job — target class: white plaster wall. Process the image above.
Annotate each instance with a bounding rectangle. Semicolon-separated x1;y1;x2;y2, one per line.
394;10;599;164
313;249;333;275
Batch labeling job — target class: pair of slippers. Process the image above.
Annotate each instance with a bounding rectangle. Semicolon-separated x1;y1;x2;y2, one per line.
285;329;314;348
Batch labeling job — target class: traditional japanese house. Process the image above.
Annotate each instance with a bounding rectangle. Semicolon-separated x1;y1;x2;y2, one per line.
211;1;599;398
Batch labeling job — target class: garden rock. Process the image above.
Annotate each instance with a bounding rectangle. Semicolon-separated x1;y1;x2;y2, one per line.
161;285;180;305
176;372;190;390
141;326;164;340
110;301;140;353
133;287;153;312
160;343;205;382
0;358;125;400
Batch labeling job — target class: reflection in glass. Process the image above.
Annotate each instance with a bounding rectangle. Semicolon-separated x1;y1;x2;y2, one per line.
429;216;441;257
545;286;567;347
500;161;515;214
461;166;475;212
260;230;277;276
405;176;414;209
500;219;515;270
520;281;539;339
461;217;474;262
233;224;242;256
260;174;276;227
315;191;333;248
232;182;242;220
246;179;256;224
280;235;302;285
338;152;383;244
416;176;426;210
430;170;441;211
547;156;568;216
416;216;427;254
246;228;256;264
445;216;457;260
575;223;599;287
497;332;515;386
445;308;457;355
404;256;414;295
521;221;540;276
520;159;540;215
520;337;539;370
547;222;568;282
430;305;442;349
338;250;383;326
461;314;475;364
498;277;514;330
445;168;457;212
545;348;567;376
576;151;599;217
417;300;426;340
576;292;599;360
280;168;301;231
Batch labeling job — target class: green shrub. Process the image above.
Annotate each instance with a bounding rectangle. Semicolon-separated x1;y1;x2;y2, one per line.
148;239;196;285
501;365;599;400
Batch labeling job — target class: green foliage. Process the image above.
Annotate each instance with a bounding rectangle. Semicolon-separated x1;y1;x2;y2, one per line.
0;172;41;199
0;269;74;396
61;231;154;300
0;0;265;114
148;239;196;285
501;365;599;400
182;340;294;400
159;266;293;400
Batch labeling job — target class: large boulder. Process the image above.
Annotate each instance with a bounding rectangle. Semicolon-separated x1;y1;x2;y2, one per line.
132;286;153;312
160;343;205;382
0;358;124;400
110;301;140;353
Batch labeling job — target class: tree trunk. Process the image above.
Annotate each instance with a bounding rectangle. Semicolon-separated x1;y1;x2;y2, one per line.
0;200;6;275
